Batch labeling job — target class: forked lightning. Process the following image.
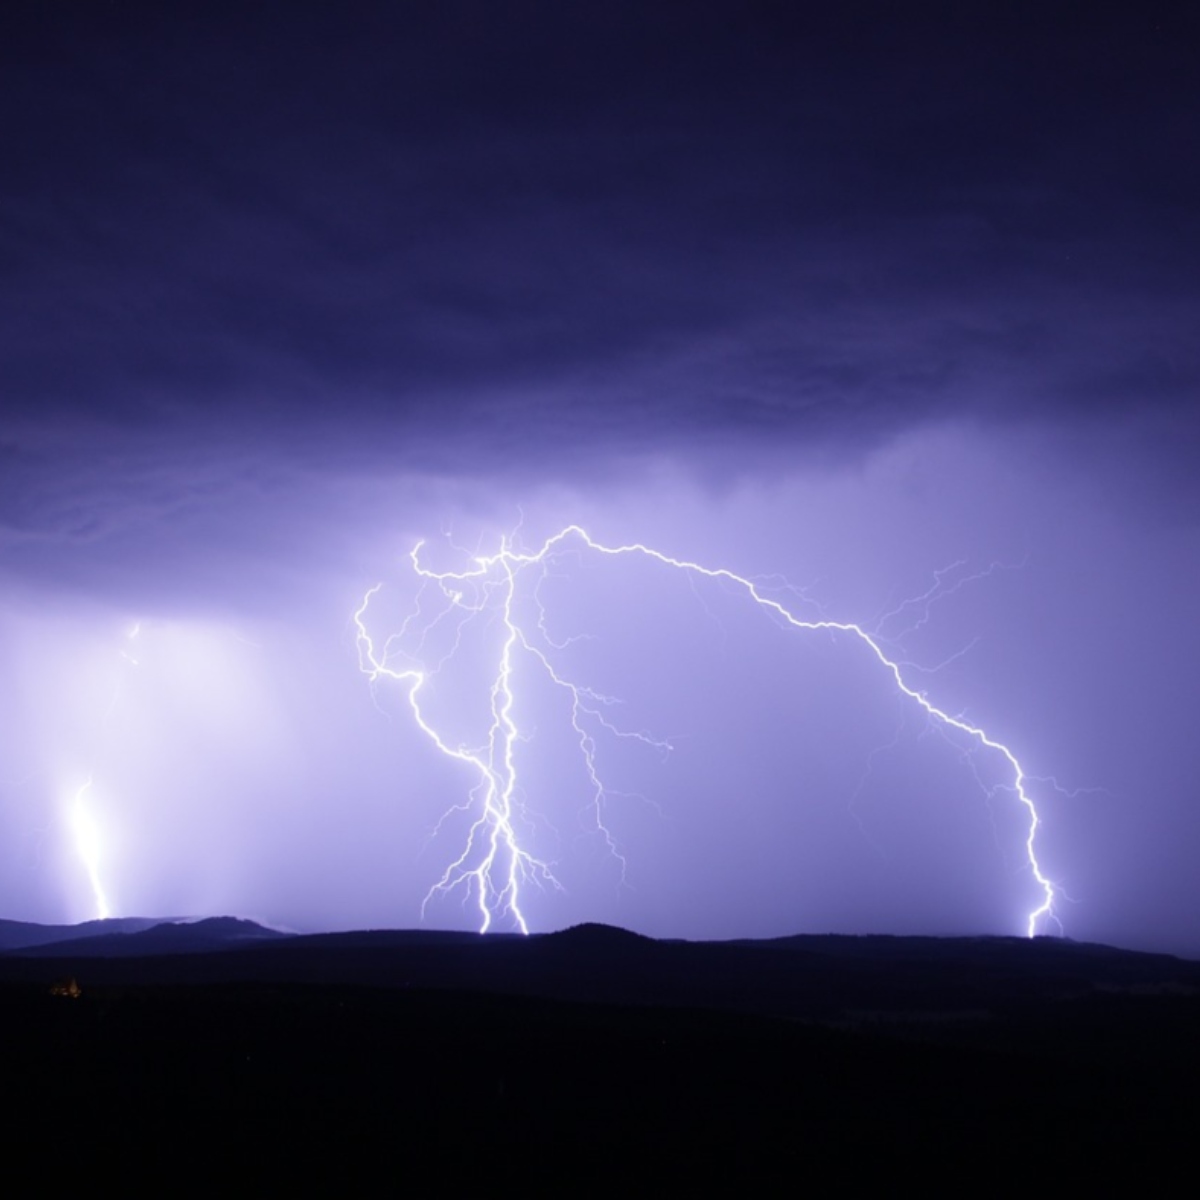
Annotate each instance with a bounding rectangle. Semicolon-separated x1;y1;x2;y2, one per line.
355;526;1057;936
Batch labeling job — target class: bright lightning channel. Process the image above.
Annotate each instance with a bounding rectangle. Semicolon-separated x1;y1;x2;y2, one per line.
68;621;140;921
355;526;1057;938
68;778;111;920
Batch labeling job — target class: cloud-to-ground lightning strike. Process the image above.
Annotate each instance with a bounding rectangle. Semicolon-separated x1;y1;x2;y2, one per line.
355;527;1057;938
68;778;110;920
67;622;140;921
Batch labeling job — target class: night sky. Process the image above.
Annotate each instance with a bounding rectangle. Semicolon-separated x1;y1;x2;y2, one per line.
3;3;1198;953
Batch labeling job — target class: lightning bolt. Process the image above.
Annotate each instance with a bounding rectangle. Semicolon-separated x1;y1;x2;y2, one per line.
356;526;1057;937
67;621;140;921
68;778;110;920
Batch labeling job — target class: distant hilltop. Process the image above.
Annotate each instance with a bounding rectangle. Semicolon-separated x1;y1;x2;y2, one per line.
0;915;287;957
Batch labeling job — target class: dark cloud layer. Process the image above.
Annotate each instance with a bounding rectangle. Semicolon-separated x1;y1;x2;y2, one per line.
3;2;1197;468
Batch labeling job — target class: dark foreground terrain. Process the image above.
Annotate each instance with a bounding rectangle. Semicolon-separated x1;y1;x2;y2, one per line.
2;919;1196;1185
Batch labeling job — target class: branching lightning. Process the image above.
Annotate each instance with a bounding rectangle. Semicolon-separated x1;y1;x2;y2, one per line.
356;526;1057;937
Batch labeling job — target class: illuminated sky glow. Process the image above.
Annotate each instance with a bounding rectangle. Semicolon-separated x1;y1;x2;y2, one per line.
1;5;1198;952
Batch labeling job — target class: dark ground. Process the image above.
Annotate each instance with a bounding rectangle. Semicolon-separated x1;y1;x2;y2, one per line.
2;920;1195;1185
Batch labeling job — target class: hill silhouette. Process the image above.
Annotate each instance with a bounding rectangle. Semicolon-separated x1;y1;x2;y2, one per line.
1;919;1196;1184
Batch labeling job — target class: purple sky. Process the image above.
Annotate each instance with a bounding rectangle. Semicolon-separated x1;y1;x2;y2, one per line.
2;3;1198;952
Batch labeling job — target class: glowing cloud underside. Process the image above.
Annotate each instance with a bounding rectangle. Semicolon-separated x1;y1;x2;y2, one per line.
355;526;1057;937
